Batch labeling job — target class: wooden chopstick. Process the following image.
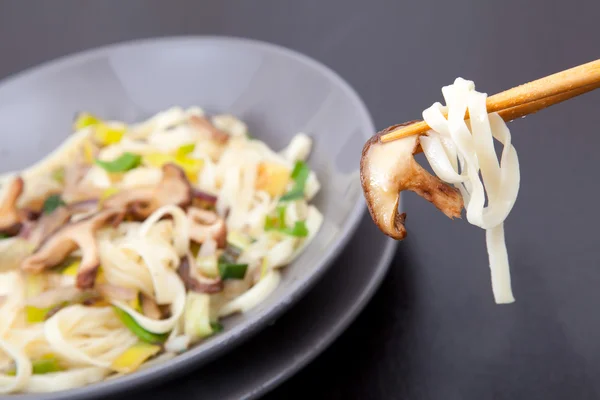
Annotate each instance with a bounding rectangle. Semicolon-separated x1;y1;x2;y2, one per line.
411;81;600;155
381;59;600;143
496;81;600;121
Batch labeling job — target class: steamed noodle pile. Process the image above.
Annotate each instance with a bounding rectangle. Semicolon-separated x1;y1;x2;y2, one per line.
0;107;322;393
420;78;520;303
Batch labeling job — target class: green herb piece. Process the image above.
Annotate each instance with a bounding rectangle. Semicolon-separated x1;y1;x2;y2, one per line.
210;321;224;333
264;206;287;231
113;306;169;344
280;161;310;201
218;262;248;280
42;194;66;214
264;206;309;237
280;221;309;237
95;152;141;173
0;233;9;239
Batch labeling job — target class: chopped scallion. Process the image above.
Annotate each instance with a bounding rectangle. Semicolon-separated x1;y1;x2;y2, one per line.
210;321;224;333
95;152;141;173
280;221;309;237
113;306;169;344
218;262;248;280
264;206;309;237
42;194;65;214
280;161;310;201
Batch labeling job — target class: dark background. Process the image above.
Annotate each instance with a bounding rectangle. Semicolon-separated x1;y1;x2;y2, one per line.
1;1;599;399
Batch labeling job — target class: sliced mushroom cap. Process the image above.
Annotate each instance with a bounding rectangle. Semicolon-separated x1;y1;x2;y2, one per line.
177;254;223;294
0;177;25;235
188;115;230;145
191;189;218;209
21;208;124;289
103;163;193;219
21;199;100;247
67;199;100;215
360;123;464;240
187;207;227;248
24;206;72;247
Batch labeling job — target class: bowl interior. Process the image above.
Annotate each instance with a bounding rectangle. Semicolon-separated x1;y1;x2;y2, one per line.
0;37;374;397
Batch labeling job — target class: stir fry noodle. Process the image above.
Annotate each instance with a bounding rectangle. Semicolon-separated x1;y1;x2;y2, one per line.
0;107;322;393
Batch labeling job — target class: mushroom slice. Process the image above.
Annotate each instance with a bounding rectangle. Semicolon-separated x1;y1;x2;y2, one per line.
187;207;227;248
24;206;72;247
188;115;230;145
21;208;124;289
0;177;25;235
22;200;100;247
177;254;223;294
191;189;218;209
103;163;193;219
360;123;464;240
67;199;100;216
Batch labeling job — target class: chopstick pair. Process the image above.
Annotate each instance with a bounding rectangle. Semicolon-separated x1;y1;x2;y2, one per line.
381;59;600;143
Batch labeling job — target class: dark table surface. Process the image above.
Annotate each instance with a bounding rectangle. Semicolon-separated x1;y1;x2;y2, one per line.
1;1;600;399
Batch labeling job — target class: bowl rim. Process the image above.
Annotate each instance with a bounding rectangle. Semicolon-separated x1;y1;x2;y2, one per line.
2;35;375;399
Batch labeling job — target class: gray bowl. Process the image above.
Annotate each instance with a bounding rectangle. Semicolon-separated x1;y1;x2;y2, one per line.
0;36;374;398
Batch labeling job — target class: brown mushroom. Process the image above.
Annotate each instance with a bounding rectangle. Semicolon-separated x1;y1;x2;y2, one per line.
103;163;193;219
187;207;227;248
191;188;218;209
24;206;71;247
188;115;230;144
21;199;99;247
21;208;124;289
360;123;464;240
0;177;25;235
177;254;223;294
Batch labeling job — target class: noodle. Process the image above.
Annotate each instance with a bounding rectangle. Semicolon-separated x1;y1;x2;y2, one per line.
44;306;136;368
0;108;322;393
420;78;520;304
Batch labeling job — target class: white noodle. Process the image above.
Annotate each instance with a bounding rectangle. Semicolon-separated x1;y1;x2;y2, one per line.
420;78;520;304
44;306;136;368
218;270;281;317
24;367;110;393
281;133;312;162
0;338;32;394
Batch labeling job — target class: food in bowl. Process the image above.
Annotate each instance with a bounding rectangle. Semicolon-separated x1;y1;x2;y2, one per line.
0;107;322;393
